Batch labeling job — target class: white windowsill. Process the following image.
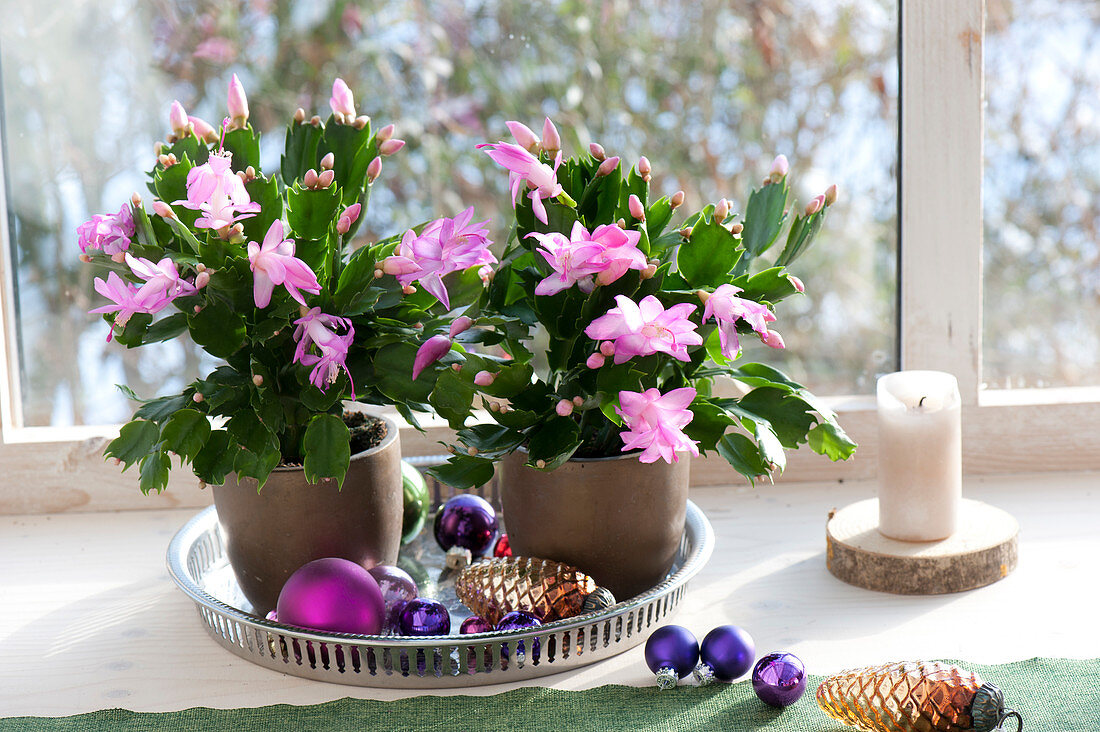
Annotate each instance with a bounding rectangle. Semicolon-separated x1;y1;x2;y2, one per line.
1;470;1096;716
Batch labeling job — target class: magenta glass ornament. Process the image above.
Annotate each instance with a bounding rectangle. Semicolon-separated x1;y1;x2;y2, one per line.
493;533;513;558
752;652;807;707
460;616;494;634
276;557;385;635
496;610;541;660
368;564;418;631
433;494;499;556
694;625;755;684
398;597;451;636
644;625;699;690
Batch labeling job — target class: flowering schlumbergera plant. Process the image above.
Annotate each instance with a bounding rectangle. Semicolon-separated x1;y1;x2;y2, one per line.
419;119;856;488
82;76;493;493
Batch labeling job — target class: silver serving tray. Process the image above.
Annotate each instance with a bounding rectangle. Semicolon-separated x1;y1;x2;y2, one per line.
166;459;714;688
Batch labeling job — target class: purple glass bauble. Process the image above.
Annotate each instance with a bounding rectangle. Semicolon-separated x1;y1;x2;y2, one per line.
497;610;542;659
644;625;699;679
368;564;418;631
752;652;807;708
433;494;499;556
276;557;385;635
700;625;756;681
460;616;494;634
397;597;451;636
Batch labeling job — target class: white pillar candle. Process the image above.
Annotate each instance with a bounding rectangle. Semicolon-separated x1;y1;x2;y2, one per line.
876;370;962;541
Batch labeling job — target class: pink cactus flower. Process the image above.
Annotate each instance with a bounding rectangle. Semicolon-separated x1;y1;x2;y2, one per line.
412;335;452;380
477;140;564;225
88;272;172;340
330;78;356;119
527;224;606;297
174;151;261;230
247;220;322;308
702;284;776;358
615;387;700;464
293;308;355;396
227;73;249;127
589;224;647;285
125;254;196;300
585;295;702;363
382;207;496;310
77;204;135;256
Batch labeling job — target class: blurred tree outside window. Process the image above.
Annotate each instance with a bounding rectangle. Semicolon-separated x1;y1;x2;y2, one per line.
983;0;1100;389
0;0;898;428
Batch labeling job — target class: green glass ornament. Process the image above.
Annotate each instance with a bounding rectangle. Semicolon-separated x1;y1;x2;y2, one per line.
401;460;430;544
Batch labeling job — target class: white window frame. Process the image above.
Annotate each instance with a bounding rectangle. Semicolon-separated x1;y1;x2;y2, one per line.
3;0;1098;514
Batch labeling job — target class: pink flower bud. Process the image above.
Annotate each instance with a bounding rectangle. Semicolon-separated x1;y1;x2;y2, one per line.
227;73;249;127
730;222;744;235
320;152;335;170
412;335;452;380
130;192;142;207
628;194;645;221
382;256;418;276
303;169;318;188
195;271;211;289
762;330;786;349
379;138;405;156
599;341;616;357
505;121;540;152
252;374;264;387
449;315;474;338
586;353;606;369
715;198;731;221
641;263;658;280
805;195;825;216
188;116;219;143
670;190;685;208
342;202;362;225
572;396;584;407
679;226;693;239
169;101;188;136
555;399;574;417
769;154;789;182
473;370;496;387
294;107;306;123
589;142;606;161
638;156;651;178
78;253;92;263
152;200;175;219
824;183;839;206
376;123;395;143
595;156;620;177
318;169;335;188
402;284;417;295
353;115;370;130
789;275;805;293
193;392;205;403
541;117;561;154
330;77;356;119
367;156;382;183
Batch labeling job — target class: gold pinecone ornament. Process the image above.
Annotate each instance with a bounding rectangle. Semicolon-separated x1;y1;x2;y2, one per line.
816;661;1022;732
455;556;608;626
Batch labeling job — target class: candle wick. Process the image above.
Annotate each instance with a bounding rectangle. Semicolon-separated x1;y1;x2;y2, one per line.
918;396;927;408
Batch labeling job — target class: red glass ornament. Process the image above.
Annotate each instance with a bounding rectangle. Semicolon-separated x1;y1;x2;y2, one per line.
493;533;513;557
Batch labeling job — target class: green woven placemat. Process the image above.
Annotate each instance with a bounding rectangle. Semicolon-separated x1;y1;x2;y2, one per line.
3;658;1097;731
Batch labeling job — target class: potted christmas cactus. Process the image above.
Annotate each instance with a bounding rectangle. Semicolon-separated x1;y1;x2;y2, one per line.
80;76;493;613
407;119;857;598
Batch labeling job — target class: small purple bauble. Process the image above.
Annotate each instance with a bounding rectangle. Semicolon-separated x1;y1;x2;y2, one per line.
398;597;451;636
460;616;494;634
752;652;807;708
276;558;385;635
497;610;541;659
700;625;755;682
368;564;418;631
644;625;699;689
433;494;499;556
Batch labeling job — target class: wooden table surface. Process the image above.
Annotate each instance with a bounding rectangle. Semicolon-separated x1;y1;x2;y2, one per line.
1;471;1097;717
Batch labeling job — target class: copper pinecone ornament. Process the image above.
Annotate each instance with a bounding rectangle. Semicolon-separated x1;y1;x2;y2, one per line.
816;661;1022;732
455;557;604;626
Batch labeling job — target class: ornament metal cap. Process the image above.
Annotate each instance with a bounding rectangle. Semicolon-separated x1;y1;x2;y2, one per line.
692;662;717;686
971;683;1023;732
655;666;680;690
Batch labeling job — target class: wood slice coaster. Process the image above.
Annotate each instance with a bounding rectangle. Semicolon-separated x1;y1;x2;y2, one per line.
825;498;1018;595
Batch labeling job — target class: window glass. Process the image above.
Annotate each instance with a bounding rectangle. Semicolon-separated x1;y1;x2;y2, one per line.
984;0;1100;389
1;0;897;426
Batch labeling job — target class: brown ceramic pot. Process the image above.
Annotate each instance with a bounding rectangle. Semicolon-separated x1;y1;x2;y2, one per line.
211;414;402;615
500;450;690;600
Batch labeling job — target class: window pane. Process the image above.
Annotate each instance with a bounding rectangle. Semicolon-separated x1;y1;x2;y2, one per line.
1;0;897;427
984;0;1100;389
